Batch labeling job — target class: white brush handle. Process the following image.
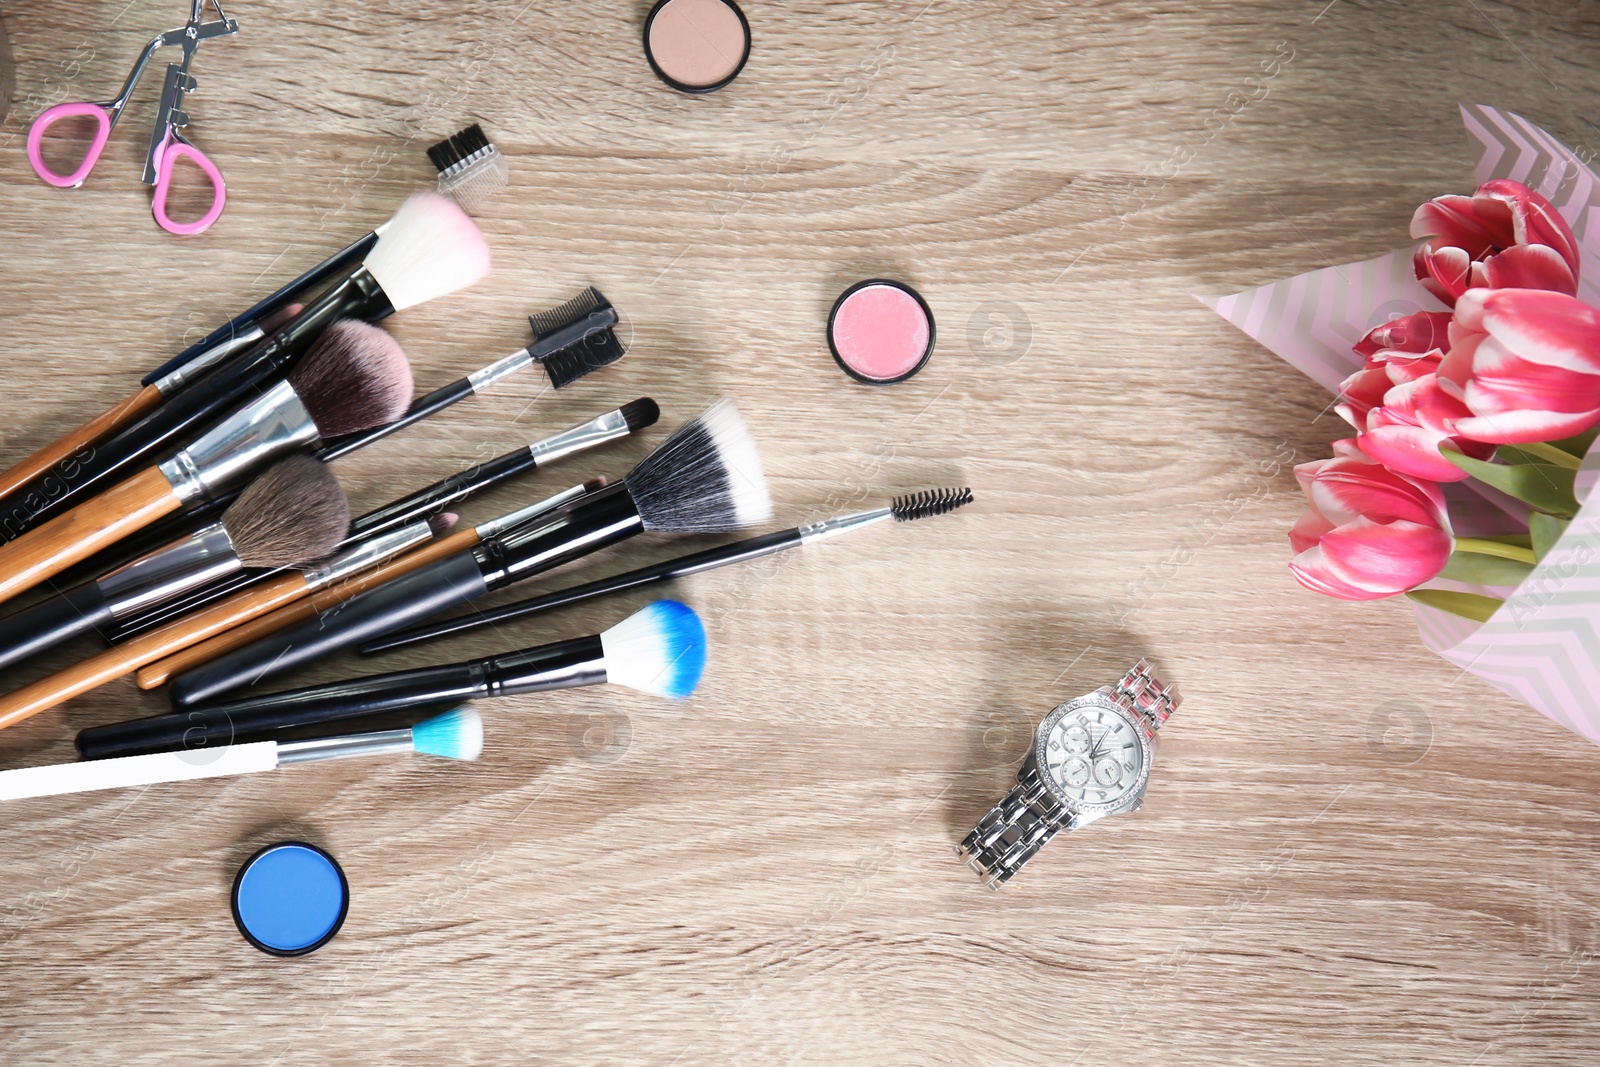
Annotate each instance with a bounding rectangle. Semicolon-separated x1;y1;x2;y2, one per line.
0;742;279;801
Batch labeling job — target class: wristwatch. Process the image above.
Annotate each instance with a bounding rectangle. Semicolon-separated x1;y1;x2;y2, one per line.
958;659;1180;888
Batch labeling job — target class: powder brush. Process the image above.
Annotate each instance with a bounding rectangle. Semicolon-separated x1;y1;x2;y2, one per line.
112;399;659;640
83;602;704;760
135;479;605;692
0;456;352;672
0;706;480;803
161;399;770;708
362;487;975;655
0;192;488;537
0;320;413;607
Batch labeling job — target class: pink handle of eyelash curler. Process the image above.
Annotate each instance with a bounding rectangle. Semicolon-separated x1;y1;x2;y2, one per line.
26;102;113;188
150;137;226;236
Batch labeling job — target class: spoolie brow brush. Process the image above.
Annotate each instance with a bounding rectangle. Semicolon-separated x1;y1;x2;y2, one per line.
110;399;660;640
361;488;975;655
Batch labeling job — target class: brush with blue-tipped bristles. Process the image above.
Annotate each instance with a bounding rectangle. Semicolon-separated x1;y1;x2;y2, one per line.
76;602;707;760
0;707;482;802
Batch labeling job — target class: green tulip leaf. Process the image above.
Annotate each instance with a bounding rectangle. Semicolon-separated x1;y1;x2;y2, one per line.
1529;511;1570;563
1550;427;1600;459
1440;551;1535;586
1406;589;1505;623
1496;446;1547;466
1441;450;1579;517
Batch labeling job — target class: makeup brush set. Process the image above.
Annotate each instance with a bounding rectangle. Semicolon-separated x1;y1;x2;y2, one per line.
0;184;973;800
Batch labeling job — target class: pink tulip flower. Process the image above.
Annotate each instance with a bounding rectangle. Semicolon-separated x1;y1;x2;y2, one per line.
1411;179;1580;307
1289;441;1454;601
1440;287;1600;444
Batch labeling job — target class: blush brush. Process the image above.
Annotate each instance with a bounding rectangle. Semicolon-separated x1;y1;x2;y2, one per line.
0;455;351;673
81;601;705;761
362;488;975;655
161;399;770;708
0;320;413;606
0;706;481;803
0;192;488;538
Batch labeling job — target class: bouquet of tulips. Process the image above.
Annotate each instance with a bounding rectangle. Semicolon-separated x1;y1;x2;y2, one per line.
1291;179;1595;620
1209;105;1600;745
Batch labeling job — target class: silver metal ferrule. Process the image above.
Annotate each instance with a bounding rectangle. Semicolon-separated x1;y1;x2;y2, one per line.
99;521;241;620
797;507;893;545
476;483;593;540
525;408;631;468
152;324;267;396
466;347;534;394
157;379;319;505
275;728;414;766
302;520;436;589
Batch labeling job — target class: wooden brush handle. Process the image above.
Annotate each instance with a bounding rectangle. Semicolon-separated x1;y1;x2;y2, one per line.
135;528;483;689
0;466;181;605
0;570;316;732
0;385;163;501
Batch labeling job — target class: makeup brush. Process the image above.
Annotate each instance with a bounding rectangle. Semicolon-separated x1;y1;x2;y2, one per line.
1;706;481;802
362;488;975;655
0;509;461;732
160;399;769;708
137;479;605;693
428;123;508;210
316;286;628;463
0;320;412;606
0;192;488;537
82;602;702;761
0;456;351;672
111;400;659;640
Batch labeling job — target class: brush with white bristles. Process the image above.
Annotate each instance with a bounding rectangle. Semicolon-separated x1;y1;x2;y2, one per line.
78;601;707;759
0;320;412;611
0;706;482;803
126;400;768;710
0;193;488;539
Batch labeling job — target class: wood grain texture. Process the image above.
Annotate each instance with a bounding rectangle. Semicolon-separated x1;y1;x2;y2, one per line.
1;0;1600;1063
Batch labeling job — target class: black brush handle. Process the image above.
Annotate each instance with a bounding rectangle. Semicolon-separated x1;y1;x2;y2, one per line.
361;528;803;654
315;377;477;463
141;232;378;386
166;549;492;709
0;582;113;672
0;271;392;539
78;635;607;760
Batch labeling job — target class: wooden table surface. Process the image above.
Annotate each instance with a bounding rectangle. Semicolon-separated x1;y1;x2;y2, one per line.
1;0;1599;1063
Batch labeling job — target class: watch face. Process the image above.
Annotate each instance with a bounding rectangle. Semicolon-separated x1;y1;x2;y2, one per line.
1036;695;1151;811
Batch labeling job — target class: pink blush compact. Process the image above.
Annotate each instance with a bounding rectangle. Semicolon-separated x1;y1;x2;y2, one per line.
827;280;936;385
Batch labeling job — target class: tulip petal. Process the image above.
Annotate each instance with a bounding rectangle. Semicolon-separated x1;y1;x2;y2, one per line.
1483;244;1578;296
1417;245;1472;304
1453;407;1600;444
1290;544;1396;601
1289;506;1336;555
1319;517;1454;593
1411;195;1508;256
1308;462;1445;527
1355;311;1454;358
1480;178;1581;276
1479;288;1600;374
1360;423;1474;482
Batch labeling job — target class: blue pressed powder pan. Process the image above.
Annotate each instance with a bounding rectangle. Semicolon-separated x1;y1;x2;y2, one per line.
231;841;348;956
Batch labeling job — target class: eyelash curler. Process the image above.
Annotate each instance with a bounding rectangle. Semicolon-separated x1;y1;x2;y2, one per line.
24;0;240;235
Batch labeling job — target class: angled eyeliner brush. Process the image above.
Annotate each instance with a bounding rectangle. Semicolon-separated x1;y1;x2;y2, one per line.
82;602;705;761
160;400;771;708
317;287;627;462
0;193;489;539
0;706;481;803
112;399;659;640
360;488;975;655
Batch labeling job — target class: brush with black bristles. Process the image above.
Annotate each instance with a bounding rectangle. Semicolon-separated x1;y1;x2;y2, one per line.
361;488;974;655
159;400;770;708
0;320;413;608
428;123;509;210
110;398;660;640
0;456;353;674
317;287;626;462
81;600;703;762
0;193;487;539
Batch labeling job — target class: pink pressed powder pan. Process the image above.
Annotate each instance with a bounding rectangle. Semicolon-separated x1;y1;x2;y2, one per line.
644;0;752;94
827;280;936;385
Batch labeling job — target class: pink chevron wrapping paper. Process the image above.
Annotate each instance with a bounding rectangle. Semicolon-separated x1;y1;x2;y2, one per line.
1205;105;1600;744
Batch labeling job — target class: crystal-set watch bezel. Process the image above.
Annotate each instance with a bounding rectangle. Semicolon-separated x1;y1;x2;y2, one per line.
1033;691;1154;818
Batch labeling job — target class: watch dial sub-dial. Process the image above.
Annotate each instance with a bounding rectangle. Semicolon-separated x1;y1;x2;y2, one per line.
1043;706;1144;804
